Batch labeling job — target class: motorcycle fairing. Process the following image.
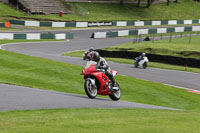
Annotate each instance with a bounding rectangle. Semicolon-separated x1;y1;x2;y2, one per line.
86;71;111;95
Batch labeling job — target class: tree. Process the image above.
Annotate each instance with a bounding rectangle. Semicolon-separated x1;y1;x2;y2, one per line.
137;0;155;8
120;0;124;5
137;0;141;7
120;0;156;8
167;0;178;6
146;0;155;8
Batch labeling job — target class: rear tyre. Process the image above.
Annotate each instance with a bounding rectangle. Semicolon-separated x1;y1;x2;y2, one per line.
109;83;121;101
84;79;97;99
143;62;147;69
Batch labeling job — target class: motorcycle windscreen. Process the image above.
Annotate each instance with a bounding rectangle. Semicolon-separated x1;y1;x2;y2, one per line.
83;61;97;75
85;61;97;68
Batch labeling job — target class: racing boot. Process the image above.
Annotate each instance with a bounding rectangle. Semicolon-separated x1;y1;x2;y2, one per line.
107;72;119;91
112;82;119;91
111;78;119;91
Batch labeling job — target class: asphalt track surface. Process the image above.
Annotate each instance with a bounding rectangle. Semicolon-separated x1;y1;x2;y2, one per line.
0;84;179;111
0;28;199;111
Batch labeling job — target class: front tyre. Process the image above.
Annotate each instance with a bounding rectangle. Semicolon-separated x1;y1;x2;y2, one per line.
134;62;138;68
84;79;97;99
109;83;121;101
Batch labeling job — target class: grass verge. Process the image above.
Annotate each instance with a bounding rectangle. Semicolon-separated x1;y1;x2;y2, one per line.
0;27;22;31
0;39;64;45
0;108;200;132
1;0;200;21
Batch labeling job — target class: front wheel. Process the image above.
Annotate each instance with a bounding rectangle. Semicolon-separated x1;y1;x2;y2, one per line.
84;79;97;99
109;83;121;101
134;62;138;68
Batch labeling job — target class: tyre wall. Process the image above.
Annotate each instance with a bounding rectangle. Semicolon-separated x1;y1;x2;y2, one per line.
96;49;200;68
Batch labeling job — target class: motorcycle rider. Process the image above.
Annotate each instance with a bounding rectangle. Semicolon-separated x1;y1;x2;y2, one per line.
91;51;118;90
84;47;94;60
88;47;94;53
136;52;146;63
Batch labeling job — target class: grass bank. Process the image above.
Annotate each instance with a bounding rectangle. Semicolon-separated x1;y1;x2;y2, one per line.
65;0;200;21
104;36;200;60
0;108;200;132
1;0;200;21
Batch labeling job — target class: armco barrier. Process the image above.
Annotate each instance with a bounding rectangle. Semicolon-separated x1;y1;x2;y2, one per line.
96;50;200;68
0;33;74;40
92;26;200;38
10;20;88;28
10;19;200;28
112;19;198;27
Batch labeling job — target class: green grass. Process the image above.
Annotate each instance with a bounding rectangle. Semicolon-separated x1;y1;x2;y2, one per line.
63;50;200;73
0;108;200;132
0;39;63;45
124;31;200;39
104;36;200;60
1;40;200;132
1;0;200;21
0;48;200;110
67;0;200;21
0;3;25;19
0;27;22;31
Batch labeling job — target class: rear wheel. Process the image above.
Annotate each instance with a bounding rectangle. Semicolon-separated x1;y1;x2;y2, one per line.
143;62;147;69
84;79;97;99
109;83;121;101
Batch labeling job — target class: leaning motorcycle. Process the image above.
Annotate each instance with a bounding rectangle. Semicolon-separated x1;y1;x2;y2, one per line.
81;61;121;101
134;57;149;69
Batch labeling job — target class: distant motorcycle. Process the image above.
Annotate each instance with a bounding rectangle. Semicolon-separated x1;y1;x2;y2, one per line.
83;51;92;60
134;56;149;69
81;61;121;101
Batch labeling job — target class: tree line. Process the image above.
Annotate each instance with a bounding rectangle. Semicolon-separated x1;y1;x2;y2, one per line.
120;0;178;8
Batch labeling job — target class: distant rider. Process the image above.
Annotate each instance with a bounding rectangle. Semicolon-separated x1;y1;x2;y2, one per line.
84;47;94;60
88;47;94;53
136;52;146;63
91;51;118;90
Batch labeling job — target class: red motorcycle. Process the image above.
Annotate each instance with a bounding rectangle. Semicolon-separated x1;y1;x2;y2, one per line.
81;61;121;101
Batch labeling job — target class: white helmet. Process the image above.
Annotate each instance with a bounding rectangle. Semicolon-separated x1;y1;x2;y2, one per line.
89;47;94;52
142;53;146;56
